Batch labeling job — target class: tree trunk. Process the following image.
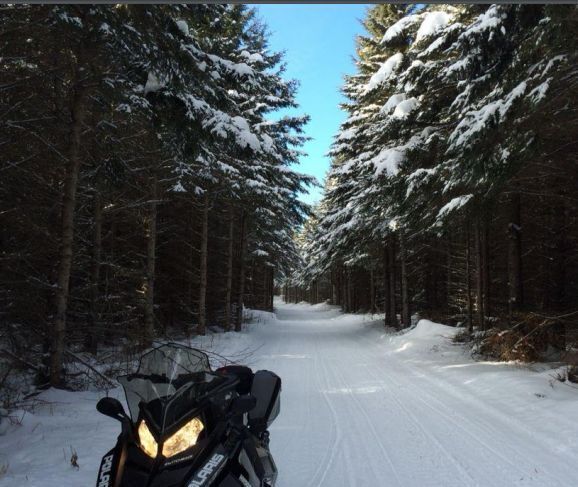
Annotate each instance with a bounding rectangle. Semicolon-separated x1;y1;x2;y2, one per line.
466;222;473;333
507;191;523;319
475;216;485;329
187;205;195;317
198;193;209;336
369;268;375;314
265;265;269;308
263;268;269;309
447;233;453;312
345;269;352;313
383;240;392;327
482;213;490;321
50;67;87;387
311;279;315;304
337;268;343;307
248;260;255;308
269;268;274;310
400;232;410;328
224;204;235;331
552;198;568;311
86;191;102;354
103;219;116;341
342;268;346;308
388;234;397;328
314;279;319;304
235;210;248;332
143;178;158;347
331;269;337;305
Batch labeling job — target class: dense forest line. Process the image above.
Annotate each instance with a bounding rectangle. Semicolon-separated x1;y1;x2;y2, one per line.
0;5;312;388
288;4;578;362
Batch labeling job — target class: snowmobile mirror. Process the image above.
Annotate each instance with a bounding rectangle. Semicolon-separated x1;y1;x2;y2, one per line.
230;395;257;415
97;397;128;422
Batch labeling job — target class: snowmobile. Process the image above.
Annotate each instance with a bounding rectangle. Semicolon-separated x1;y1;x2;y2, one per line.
95;343;281;487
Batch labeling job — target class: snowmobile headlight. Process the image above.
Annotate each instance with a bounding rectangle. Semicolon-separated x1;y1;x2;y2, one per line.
138;420;158;458
162;417;204;458
137;417;204;458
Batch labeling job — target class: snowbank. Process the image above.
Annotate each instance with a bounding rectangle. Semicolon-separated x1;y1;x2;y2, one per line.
382;319;578;415
399;319;457;340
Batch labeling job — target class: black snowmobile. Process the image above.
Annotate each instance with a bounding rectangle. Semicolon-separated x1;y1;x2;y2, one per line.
95;343;281;487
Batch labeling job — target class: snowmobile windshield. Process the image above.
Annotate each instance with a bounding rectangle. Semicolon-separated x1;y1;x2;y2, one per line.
118;344;224;432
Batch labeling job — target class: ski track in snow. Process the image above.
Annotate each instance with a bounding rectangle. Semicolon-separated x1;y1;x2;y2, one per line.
2;299;578;486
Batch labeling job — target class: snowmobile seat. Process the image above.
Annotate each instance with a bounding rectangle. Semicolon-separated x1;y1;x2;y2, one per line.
248;370;281;434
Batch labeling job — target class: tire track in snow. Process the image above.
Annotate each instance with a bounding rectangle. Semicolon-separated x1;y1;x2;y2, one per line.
385;357;573;486
318;337;398;486
260;319;311;483
343;333;478;487
304;330;343;487
355;331;571;486
314;343;351;487
398;354;578;462
324;333;405;487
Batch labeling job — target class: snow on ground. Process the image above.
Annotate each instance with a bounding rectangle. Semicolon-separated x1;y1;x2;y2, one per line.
2;300;578;486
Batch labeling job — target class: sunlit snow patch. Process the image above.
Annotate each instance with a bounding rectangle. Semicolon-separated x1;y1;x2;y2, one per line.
390;319;458;354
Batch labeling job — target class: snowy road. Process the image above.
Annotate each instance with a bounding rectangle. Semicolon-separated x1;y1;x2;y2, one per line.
3;300;578;486
256;302;578;487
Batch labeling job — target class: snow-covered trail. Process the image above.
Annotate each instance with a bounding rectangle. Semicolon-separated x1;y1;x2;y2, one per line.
3;300;578;486
257;301;578;487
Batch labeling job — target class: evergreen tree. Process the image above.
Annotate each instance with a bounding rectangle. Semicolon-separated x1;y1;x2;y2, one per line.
0;4;313;386
294;4;578;349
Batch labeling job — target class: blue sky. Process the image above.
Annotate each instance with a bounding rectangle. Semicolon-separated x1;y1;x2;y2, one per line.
255;4;370;205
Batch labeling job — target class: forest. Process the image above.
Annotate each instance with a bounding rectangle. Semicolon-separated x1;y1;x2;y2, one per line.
1;4;578;395
1;4;578;487
0;4;312;389
288;4;578;363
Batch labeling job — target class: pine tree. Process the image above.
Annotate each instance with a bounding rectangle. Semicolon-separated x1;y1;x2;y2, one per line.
295;4;578;350
0;4;314;386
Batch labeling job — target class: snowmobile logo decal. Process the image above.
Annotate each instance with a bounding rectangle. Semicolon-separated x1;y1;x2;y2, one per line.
187;453;226;487
97;454;114;487
165;453;195;466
